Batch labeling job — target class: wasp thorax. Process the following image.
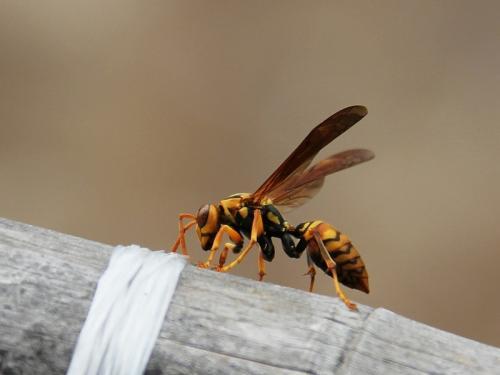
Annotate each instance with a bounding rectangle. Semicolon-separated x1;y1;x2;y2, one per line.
196;204;221;250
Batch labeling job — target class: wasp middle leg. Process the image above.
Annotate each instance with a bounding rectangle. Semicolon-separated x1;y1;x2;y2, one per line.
214;236;267;281
217;209;264;274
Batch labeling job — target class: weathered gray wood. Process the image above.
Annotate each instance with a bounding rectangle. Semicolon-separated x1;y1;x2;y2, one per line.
0;217;499;374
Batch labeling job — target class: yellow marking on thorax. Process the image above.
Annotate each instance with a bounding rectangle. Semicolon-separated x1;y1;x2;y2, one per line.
227;192;251;199
266;211;280;225
220;196;243;224
239;206;249;219
261;197;273;205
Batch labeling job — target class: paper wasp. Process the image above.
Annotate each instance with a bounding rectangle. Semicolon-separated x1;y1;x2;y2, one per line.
171;105;374;309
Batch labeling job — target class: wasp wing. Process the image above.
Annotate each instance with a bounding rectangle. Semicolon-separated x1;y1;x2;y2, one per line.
249;105;368;204
269;149;374;211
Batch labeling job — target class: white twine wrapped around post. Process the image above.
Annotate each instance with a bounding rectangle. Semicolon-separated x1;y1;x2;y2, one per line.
67;245;187;375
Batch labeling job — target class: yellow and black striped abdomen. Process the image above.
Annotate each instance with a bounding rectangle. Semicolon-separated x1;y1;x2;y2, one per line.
303;222;369;293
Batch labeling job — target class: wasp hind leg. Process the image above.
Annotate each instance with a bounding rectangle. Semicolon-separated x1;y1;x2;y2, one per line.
171;213;197;255
312;231;357;311
304;251;317;293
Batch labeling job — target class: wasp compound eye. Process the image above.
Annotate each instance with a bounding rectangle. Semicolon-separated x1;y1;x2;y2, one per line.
196;204;210;228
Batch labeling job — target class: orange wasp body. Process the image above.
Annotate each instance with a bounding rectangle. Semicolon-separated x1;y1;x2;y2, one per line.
172;105;374;309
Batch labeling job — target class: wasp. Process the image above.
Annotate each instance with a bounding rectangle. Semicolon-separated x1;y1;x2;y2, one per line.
171;105;374;309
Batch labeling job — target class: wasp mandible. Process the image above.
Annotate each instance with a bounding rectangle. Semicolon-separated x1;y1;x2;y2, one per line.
171;105;374;309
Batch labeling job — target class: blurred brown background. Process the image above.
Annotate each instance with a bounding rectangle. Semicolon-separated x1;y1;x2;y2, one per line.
1;1;499;347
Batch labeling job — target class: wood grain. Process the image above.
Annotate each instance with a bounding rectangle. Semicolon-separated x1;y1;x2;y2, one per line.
0;217;499;374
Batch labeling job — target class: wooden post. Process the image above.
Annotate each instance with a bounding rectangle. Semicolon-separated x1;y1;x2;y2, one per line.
1;217;499;374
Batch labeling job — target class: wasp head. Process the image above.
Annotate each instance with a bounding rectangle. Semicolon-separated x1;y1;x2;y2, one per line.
195;204;221;250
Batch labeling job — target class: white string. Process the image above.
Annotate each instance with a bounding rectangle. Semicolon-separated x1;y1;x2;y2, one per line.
67;245;187;375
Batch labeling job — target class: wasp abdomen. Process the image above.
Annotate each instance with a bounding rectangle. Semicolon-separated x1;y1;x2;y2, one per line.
330;241;369;293
301;222;369;294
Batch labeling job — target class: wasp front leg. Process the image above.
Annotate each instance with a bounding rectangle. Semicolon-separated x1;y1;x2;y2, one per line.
171;213;197;255
217;209;264;273
198;225;243;269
